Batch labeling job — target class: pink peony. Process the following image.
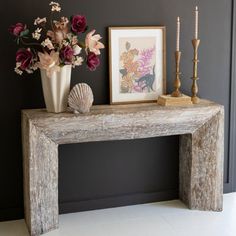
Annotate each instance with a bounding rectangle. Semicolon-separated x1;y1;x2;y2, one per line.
60;46;74;64
86;52;100;71
71;15;87;33
16;48;33;70
9;23;26;37
85;30;105;55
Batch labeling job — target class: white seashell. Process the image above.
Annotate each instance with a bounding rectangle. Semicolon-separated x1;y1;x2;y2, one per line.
68;83;94;114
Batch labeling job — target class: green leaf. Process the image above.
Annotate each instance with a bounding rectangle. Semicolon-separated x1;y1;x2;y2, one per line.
20;29;29;37
78;41;86;48
83;26;89;33
16;38;20;45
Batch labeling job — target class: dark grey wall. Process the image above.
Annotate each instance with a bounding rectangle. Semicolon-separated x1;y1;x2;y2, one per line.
229;0;236;192
0;0;235;221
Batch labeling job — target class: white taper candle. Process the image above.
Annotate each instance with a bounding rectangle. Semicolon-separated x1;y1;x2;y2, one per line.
176;16;180;51
195;6;199;39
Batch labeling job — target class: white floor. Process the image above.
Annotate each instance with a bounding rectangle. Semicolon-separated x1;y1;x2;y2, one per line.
0;193;236;236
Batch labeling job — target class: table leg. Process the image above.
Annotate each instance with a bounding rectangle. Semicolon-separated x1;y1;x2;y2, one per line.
179;110;224;211
22;114;59;236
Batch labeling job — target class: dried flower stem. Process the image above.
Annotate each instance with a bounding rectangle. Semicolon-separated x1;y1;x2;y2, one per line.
50;12;55;32
20;37;43;48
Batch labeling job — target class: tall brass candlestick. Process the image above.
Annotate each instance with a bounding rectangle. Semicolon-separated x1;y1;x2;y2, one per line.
191;39;200;104
172;16;182;97
171;51;182;97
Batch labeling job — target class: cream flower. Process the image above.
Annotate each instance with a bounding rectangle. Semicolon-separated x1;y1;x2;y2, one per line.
37;51;60;77
85;30;105;55
66;33;78;45
71;35;78;45
72;56;83;67
73;45;82;55
49;2;61;12
34;17;47;25
32;28;42;40
14;68;23;75
14;62;23;75
41;38;54;50
62;40;69;46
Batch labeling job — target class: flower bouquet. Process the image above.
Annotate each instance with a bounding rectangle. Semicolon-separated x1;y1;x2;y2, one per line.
9;1;104;113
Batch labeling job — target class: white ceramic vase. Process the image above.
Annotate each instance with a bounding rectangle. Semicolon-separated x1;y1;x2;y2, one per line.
40;65;72;113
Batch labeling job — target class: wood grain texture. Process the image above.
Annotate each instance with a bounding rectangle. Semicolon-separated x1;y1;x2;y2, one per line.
22;100;224;235
22;113;59;236
179;109;224;211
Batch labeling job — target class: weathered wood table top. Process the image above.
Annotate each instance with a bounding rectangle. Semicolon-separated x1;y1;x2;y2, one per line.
22;100;223;144
22;100;224;236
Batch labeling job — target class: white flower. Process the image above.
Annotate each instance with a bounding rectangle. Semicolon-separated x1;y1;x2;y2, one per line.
71;36;78;45
32;28;42;40
72;56;83;67
34;17;47;25
66;33;78;45
41;38;54;50
49;2;61;12
52;5;61;12
25;69;34;74
62;40;69;46
30;63;38;71
73;45;82;55
14;62;23;75
15;68;23;75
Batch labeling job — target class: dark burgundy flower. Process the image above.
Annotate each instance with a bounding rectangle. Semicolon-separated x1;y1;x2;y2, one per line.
71;15;87;33
16;48;33;70
60;46;74;64
9;23;26;37
86;52;100;71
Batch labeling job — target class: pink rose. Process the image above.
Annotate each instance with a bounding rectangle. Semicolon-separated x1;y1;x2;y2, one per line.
60;46;74;64
86;52;100;71
71;15;87;33
9;23;26;37
85;30;105;55
16;48;33;70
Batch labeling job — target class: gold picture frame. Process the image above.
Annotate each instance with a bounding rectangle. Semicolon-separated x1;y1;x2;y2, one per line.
109;26;166;105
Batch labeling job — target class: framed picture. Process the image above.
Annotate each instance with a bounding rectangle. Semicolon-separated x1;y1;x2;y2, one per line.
109;26;166;104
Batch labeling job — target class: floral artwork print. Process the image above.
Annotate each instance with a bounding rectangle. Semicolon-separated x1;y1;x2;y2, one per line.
119;37;156;94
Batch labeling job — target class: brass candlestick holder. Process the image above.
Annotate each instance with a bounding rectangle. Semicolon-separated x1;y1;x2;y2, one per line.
172;51;182;97
191;39;200;104
157;50;192;106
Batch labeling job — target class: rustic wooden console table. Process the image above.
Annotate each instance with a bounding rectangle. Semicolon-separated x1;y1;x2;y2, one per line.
22;100;224;236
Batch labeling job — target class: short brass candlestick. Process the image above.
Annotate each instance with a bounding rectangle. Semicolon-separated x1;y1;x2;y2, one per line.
172;51;182;97
157;49;192;106
191;39;200;104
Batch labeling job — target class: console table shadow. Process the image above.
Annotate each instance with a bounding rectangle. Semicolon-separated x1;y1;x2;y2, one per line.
22;100;224;236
